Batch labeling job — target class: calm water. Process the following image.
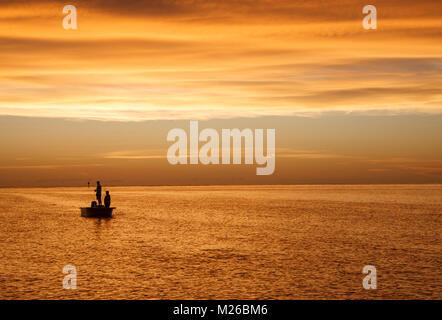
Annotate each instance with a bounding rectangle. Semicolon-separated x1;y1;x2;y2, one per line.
0;185;440;299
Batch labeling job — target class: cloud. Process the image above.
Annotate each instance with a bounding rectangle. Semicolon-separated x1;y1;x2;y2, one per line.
102;150;165;159
2;1;441;21
0;163;104;169
0;1;441;121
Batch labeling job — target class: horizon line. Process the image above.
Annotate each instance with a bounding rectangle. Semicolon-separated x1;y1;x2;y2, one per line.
2;182;442;189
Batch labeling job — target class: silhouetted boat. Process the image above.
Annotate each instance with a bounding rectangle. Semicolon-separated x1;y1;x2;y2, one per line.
81;206;115;218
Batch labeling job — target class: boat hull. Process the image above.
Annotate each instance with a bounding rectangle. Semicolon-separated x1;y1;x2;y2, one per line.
81;207;114;218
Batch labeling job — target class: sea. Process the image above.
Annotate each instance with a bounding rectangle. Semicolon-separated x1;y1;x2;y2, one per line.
0;185;440;299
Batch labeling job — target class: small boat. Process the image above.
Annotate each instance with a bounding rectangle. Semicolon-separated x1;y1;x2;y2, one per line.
80;206;115;218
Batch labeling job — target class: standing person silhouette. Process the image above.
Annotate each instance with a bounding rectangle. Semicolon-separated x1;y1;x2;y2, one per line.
104;191;111;208
95;181;102;206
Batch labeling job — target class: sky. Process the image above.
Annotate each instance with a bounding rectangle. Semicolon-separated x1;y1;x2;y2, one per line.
0;0;441;186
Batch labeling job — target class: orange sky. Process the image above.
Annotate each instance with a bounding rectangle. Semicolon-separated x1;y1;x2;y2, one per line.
0;0;441;186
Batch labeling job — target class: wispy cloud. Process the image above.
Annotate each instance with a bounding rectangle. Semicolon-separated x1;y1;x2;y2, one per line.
103;150;165;159
0;163;104;169
0;1;441;120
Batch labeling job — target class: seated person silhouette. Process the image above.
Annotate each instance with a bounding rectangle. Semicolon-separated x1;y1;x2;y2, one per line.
95;181;102;206
104;191;111;208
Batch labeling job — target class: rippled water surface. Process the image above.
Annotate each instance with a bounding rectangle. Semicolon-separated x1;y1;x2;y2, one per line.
0;185;440;299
